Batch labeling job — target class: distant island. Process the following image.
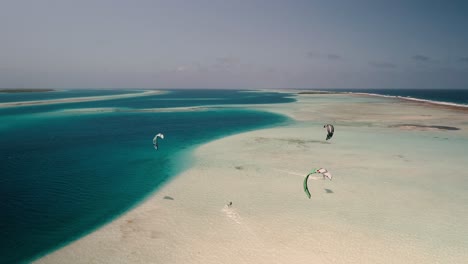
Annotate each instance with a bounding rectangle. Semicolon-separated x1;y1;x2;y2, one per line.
0;89;54;93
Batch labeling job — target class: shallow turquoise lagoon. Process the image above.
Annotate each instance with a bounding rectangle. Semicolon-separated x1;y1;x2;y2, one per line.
0;90;293;263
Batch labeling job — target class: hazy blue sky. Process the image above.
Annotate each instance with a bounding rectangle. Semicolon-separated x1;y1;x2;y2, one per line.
1;0;467;89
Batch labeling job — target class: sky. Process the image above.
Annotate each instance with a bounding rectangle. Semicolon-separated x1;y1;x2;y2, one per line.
1;0;468;89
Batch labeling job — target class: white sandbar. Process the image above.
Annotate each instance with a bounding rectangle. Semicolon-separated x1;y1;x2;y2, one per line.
0;90;162;108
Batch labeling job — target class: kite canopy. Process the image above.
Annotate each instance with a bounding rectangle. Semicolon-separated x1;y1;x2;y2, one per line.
324;124;334;140
303;168;332;199
316;168;332;180
153;133;164;150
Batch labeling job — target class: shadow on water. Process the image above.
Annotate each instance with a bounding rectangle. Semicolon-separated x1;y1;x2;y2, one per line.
324;189;334;194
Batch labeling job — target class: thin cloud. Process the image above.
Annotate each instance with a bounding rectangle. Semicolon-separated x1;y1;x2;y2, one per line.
326;54;342;60
306;52;316;58
175;66;186;72
171;62;208;73
307;52;343;61
369;61;397;69
459;57;468;63
412;55;431;62
215;57;239;66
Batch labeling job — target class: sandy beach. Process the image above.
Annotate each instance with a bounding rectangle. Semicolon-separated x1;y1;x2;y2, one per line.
36;92;468;264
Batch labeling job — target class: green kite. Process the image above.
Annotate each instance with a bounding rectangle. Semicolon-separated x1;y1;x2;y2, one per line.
303;168;332;199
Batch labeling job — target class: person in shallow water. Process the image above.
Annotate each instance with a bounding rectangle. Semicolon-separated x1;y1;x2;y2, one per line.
227;201;232;207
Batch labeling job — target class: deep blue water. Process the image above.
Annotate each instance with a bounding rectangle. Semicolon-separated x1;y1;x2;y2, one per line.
323;89;468;105
0;90;294;263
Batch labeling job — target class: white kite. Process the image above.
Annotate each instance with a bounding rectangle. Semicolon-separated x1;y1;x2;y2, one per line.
153;133;164;150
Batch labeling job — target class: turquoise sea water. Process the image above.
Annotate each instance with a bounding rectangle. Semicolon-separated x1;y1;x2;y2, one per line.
0;90;294;263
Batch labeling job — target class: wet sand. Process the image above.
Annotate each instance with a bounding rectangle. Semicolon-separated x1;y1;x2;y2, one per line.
36;92;468;264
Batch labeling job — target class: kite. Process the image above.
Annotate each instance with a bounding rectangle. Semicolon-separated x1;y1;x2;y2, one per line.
153;133;164;150
324;124;334;140
303;168;332;199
